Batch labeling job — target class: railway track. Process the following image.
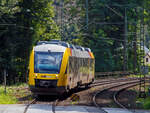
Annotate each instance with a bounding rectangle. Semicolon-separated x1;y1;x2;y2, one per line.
91;77;140;87
54;77;145;106
23;77;148;113
54;77;142;107
23;97;60;113
52;99;59;113
92;79;143;113
113;82;140;110
23;98;37;113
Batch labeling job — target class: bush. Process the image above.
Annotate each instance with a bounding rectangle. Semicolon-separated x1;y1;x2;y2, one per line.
143;97;150;109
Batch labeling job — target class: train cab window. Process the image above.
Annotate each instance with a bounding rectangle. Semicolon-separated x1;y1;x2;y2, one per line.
34;52;63;74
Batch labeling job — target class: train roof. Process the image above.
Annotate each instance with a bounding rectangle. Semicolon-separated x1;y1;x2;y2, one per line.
35;40;94;58
37;40;92;52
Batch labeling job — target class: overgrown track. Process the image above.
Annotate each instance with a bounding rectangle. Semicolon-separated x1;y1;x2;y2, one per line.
92;79;141;113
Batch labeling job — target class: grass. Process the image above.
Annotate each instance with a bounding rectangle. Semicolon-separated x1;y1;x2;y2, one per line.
0;83;31;104
136;86;150;109
0;86;18;104
143;97;150;109
0;93;17;104
137;97;150;109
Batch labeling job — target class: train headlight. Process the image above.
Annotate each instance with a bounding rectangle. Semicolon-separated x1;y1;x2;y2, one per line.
35;74;37;78
56;74;58;78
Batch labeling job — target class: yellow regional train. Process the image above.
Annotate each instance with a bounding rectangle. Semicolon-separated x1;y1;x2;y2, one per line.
28;40;95;95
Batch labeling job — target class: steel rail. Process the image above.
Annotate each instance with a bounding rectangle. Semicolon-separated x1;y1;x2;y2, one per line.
52;99;59;113
113;83;139;108
93;80;140;113
113;82;146;113
23;97;60;113
23;98;37;113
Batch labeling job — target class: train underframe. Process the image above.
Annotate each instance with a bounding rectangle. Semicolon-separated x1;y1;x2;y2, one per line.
29;78;94;95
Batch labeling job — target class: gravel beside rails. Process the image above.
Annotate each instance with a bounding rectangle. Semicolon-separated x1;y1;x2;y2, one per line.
57;83;114;106
58;82;142;109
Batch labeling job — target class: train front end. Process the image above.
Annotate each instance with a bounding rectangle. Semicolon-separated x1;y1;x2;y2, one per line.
28;43;69;95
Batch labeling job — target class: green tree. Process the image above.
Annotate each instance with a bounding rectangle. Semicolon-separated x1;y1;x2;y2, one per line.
64;0;150;72
0;0;60;84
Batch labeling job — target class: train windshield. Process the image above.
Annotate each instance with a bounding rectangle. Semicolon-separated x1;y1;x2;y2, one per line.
34;52;63;74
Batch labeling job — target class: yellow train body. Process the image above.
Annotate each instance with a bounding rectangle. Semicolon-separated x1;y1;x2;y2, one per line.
28;41;95;95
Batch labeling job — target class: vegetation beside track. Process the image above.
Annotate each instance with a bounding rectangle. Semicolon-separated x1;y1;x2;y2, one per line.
0;83;31;104
138;97;150;109
136;86;150;109
1;0;150;85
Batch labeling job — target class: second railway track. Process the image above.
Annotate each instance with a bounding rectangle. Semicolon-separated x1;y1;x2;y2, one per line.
93;79;143;113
